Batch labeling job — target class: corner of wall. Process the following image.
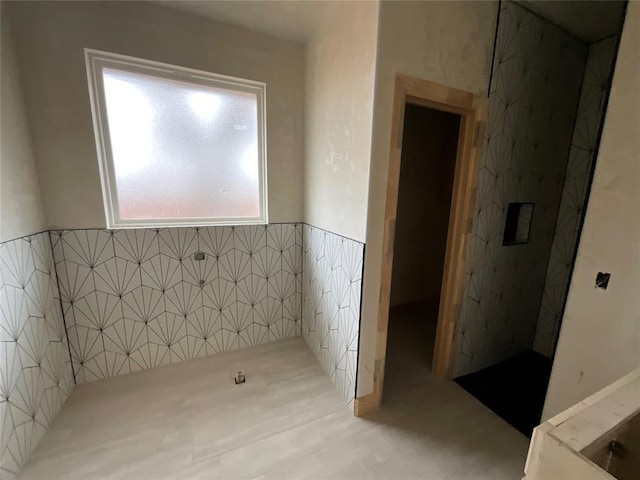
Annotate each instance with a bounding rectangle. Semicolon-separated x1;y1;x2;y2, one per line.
0;5;46;242
0;232;75;479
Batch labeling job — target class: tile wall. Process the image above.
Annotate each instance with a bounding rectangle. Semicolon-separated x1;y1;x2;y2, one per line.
302;225;365;407
1;222;367;477
453;1;587;377
0;232;74;480
533;36;619;357
51;225;303;383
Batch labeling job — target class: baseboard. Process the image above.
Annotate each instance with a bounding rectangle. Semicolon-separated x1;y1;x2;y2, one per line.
353;392;380;417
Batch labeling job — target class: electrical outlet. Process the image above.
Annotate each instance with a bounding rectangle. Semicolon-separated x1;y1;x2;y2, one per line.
194;252;205;261
595;272;611;289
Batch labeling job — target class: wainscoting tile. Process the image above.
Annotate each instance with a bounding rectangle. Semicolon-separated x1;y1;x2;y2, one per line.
0;232;74;480
533;36;618;357
302;225;364;407
453;1;587;377
112;228;160;266
1;222;358;480
52;225;303;385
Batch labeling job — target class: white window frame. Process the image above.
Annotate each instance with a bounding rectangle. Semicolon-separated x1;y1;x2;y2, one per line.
85;49;268;229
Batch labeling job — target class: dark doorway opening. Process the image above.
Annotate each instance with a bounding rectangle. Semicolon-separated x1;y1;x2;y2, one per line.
383;104;460;399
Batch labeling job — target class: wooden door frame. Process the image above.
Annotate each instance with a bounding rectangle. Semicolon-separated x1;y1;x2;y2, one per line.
362;75;486;413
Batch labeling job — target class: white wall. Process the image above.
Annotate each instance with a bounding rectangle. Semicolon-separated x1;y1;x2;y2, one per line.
0;6;45;242
7;1;304;230
357;0;498;397
542;2;640;420
303;1;378;242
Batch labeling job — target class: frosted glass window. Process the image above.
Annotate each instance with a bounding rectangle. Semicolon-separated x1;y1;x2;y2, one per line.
85;49;267;228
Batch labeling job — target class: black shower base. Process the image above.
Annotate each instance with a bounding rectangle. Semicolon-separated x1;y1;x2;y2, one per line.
455;351;553;437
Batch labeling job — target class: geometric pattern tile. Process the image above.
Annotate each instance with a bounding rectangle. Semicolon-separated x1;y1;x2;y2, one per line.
533;35;618;358
0;232;74;480
301;224;364;408
51;224;303;385
453;1;587;377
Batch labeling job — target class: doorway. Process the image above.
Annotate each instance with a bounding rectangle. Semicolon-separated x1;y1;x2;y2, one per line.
357;75;486;416
384;105;460;396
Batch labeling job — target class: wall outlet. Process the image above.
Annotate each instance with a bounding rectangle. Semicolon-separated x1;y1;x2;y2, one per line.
595;272;611;289
194;252;205;261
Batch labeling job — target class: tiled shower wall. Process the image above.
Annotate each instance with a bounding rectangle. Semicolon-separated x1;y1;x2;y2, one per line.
533;36;619;357
0;232;74;480
453;1;587;377
51;225;302;383
302;225;364;407
1;223;365;477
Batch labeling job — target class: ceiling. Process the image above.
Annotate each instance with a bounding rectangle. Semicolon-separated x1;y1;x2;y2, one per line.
518;0;626;43
157;0;335;43
159;1;627;46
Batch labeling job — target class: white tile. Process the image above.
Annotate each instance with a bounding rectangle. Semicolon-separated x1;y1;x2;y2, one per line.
59;230;114;269
158;227;198;262
112;228;160;265
236;273;267;307
17;317;49;369
202;278;235;313
92;258;141;298
1;340;22;401
122;285;164;324
1;285;29;343
197;226;234;258
140;253;181;292
54;261;94;304
1;239;33;290
234;225;267;256
164;281;201;317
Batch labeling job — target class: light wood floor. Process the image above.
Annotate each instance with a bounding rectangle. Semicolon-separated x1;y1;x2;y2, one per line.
18;333;529;479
